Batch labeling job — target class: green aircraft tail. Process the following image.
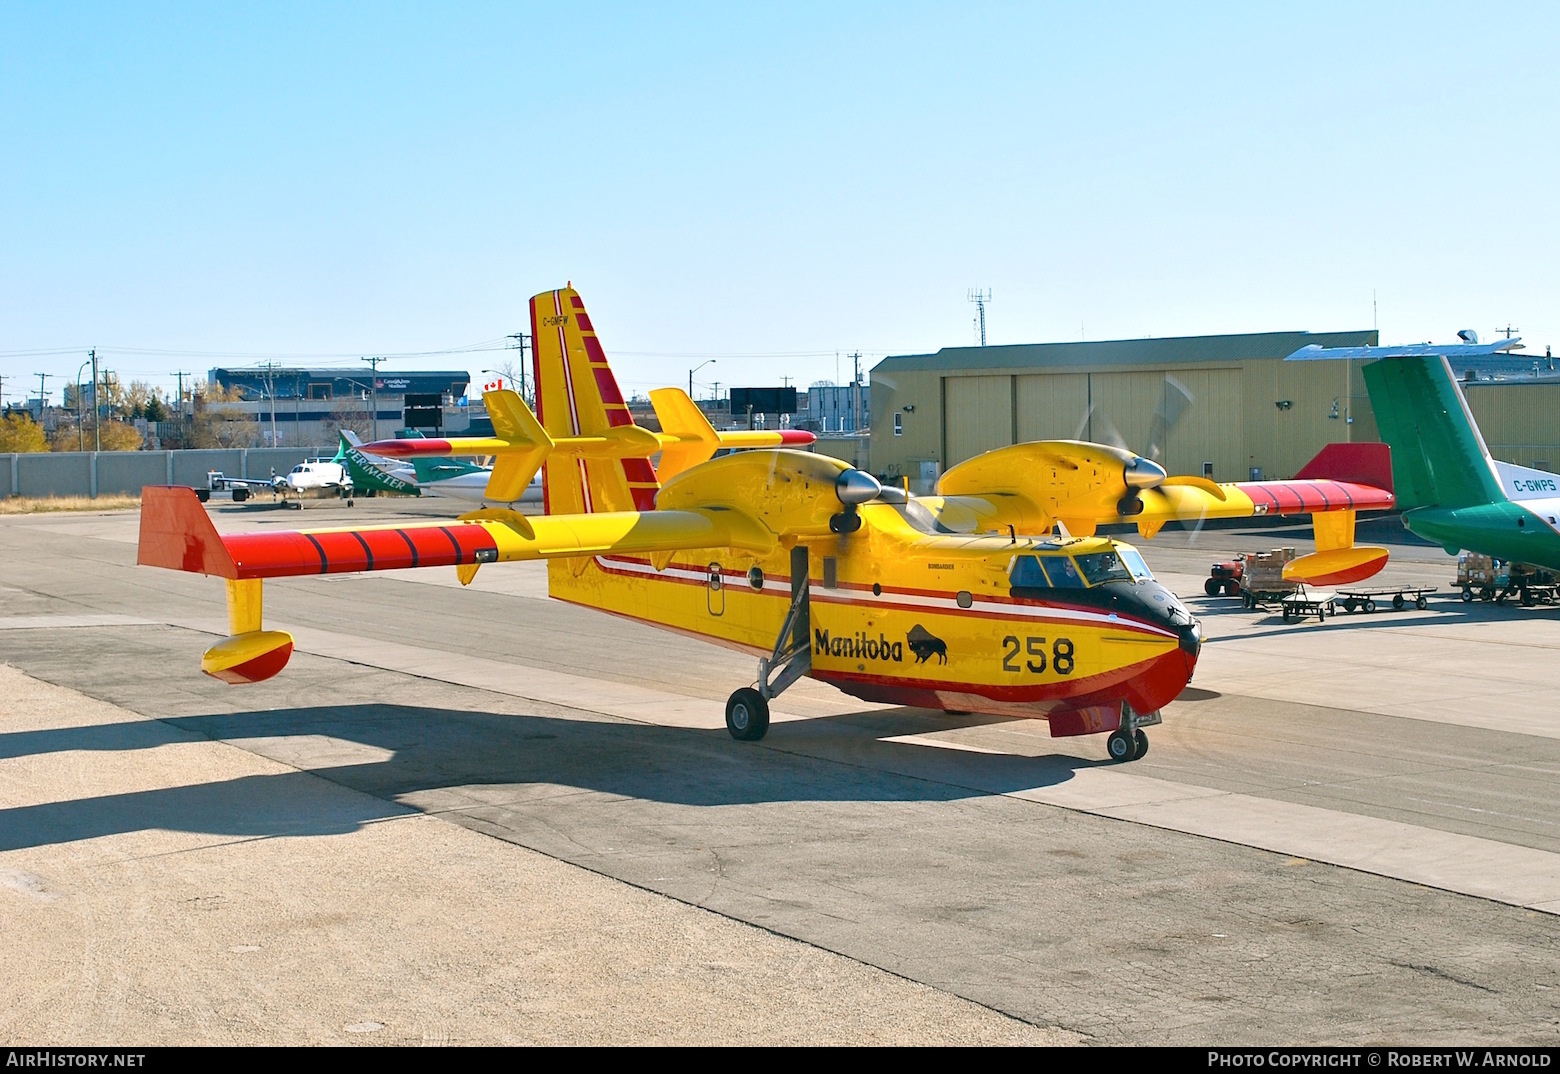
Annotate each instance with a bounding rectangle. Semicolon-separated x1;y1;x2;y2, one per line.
337;433;421;497
1361;356;1504;512
409;456;488;484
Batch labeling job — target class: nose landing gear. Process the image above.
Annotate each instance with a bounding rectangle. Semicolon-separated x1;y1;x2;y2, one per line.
1107;705;1157;762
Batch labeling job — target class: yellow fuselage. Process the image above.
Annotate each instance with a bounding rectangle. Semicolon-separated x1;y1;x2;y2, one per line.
550;503;1201;734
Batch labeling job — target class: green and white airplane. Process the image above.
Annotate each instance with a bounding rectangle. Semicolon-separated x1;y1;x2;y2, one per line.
1288;339;1560;573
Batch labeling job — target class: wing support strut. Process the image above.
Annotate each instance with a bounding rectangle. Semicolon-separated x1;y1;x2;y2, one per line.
757;546;812;701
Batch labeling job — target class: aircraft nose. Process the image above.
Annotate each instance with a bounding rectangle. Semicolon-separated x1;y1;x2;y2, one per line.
1123;457;1168;490
1179;617;1203;657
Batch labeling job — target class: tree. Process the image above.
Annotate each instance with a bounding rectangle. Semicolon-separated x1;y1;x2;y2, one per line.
96;420;143;451
48;418;82;452
0;413;49;453
189;408;259;448
319;395;373;446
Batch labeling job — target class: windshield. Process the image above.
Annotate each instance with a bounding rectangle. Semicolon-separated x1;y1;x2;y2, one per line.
1075;551;1133;586
1116;546;1153;582
1009;554;1085;589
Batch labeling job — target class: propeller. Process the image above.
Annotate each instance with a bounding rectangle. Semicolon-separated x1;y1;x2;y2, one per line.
1147;375;1194;464
830;468;882;534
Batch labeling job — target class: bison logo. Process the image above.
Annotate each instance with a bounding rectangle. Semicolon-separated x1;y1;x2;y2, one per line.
906;624;948;665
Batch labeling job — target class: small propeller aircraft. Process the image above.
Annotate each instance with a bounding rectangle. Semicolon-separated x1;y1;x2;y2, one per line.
139;286;1217;762
1289;336;1560;576
205;456;356;507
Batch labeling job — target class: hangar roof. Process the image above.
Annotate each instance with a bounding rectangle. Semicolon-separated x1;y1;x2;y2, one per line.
874;330;1379;374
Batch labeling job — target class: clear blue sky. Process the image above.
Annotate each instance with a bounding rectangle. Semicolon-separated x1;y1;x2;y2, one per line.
3;2;1557;404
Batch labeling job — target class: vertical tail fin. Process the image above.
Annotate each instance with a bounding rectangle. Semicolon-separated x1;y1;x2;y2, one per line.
529;286;659;513
1361;356;1504;511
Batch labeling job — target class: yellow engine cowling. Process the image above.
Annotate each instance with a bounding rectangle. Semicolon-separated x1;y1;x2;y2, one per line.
936;441;1151;537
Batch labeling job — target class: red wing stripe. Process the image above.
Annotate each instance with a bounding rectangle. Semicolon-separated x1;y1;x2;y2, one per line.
438;526;464;565
395;528;419;568
350;531;375;570
303;534;329;574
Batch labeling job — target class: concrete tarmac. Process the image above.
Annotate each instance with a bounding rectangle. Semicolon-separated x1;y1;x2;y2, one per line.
1;499;1558;1045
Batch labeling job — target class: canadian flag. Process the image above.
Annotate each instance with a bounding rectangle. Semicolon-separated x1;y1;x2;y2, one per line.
483;377;505;392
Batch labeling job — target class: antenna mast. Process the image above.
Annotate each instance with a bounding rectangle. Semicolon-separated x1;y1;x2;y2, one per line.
967;288;991;346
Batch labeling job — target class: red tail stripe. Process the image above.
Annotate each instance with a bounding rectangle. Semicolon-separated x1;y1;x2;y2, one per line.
360;438;455;457
621;458;658;482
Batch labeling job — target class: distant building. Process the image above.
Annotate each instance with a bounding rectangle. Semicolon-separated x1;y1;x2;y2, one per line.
210;368;469;403
803;383;869;433
207;368;473;446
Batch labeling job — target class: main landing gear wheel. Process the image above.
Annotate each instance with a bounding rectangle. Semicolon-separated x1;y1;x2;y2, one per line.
1107;729;1135;762
725;687;770;742
1133;729;1149;760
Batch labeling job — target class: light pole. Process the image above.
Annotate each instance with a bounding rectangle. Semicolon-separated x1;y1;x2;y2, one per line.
689;359;716;400
75;357;91;452
362;356;386;443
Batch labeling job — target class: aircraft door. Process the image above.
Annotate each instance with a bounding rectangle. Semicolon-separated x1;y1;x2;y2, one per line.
707;562;725;616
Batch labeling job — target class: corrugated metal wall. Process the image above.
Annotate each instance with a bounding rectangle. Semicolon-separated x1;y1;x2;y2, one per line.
1467;382;1560;469
943;368;1245;479
943;376;1014;464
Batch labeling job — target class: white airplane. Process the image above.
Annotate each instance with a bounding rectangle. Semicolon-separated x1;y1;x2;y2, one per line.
204;458;355;507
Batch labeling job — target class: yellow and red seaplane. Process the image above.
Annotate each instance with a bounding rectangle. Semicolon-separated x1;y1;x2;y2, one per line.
137;287;1391;762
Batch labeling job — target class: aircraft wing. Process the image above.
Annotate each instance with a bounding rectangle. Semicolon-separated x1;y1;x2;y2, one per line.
139;485;775;582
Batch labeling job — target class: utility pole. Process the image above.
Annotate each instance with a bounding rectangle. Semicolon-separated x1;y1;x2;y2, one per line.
848;351;862;433
173;371;190;447
34;373;52;425
506;333;531;404
0;374;6;411
362;356;386;442
91;348;100;452
261;361;279;446
967;289;991;347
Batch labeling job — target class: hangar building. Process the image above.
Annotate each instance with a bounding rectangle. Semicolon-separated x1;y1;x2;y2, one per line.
869;330;1387;490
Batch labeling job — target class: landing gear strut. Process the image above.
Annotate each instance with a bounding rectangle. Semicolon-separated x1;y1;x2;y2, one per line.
1106;704;1157;762
726;547;811;742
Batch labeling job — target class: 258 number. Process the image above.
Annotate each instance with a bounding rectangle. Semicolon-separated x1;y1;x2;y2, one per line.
1001;635;1075;676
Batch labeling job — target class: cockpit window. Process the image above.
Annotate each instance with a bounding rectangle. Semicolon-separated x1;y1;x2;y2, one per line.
1116;546;1153;582
290;465;304;473
1010;554;1085;589
1010;555;1046;588
1043;556;1085;588
1075;551;1132;585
